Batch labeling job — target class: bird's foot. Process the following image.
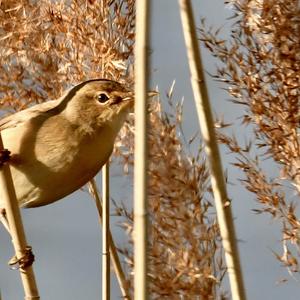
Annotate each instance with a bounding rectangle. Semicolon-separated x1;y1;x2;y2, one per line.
8;246;35;270
0;149;11;167
0;208;35;269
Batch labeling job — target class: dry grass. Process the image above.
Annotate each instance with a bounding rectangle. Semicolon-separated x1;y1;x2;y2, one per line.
199;0;300;276
115;93;227;299
0;0;226;298
0;0;134;110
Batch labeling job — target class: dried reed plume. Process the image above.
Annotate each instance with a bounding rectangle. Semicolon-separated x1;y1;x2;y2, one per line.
115;92;227;298
199;0;300;276
0;0;134;110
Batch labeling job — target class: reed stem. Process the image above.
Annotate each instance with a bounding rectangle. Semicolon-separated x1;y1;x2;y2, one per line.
178;1;247;299
0;133;39;300
134;0;151;299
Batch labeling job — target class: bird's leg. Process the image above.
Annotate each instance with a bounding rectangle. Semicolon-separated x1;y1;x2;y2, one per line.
0;207;10;233
0;207;35;269
0;150;34;269
0;149;10;167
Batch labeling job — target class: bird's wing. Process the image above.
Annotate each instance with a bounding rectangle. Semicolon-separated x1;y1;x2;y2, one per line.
0;100;61;131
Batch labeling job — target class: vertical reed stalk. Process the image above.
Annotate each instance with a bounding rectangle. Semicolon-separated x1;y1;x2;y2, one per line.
89;179;131;300
134;0;150;299
0;134;39;300
102;163;110;300
178;1;247;299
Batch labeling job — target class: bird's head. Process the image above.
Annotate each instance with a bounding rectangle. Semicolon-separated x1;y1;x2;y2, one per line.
62;79;134;134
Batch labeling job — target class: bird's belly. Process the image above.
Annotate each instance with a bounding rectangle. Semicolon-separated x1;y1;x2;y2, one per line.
0;126;114;208
12;151;111;208
21;146;112;208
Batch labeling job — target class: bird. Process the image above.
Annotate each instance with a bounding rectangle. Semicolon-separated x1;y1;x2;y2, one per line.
0;79;134;209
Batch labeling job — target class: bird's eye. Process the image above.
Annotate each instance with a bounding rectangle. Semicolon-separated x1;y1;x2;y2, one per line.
98;93;109;103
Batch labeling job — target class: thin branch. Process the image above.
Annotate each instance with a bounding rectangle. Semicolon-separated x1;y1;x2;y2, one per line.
102;163;110;300
178;1;247;299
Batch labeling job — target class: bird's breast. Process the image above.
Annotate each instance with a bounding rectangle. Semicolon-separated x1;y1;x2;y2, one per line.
1;121;116;208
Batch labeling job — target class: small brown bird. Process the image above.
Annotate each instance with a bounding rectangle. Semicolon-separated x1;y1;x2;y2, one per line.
0;79;134;208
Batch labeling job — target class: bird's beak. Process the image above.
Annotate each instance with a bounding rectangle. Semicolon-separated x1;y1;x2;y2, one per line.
122;91;134;102
147;91;158;98
119;90;158;112
122;90;158;102
120;91;134;110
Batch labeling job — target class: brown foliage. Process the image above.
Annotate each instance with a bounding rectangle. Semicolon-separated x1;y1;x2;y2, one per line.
116;95;227;299
0;0;134;111
199;0;300;275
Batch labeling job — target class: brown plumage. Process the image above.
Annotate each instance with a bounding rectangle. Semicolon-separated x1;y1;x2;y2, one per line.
0;79;133;208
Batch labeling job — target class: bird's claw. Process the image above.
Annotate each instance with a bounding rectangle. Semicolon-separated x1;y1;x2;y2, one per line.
0;149;11;167
8;246;35;270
